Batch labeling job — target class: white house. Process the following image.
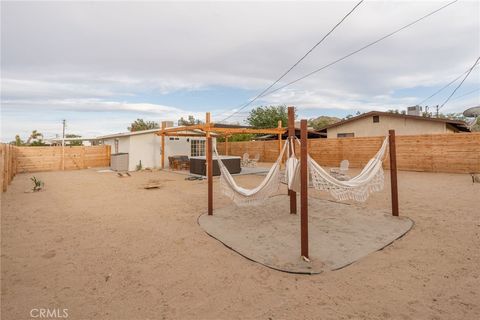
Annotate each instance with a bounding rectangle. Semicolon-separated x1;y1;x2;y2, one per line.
97;127;216;171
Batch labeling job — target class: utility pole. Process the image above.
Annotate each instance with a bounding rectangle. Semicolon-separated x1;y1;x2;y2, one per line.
62;119;66;170
62;119;66;141
435;105;439;118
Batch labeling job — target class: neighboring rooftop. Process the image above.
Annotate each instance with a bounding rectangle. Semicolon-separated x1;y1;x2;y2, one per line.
317;111;471;133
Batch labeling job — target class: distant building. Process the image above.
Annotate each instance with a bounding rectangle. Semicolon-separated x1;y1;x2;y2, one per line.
97;125;216;171
318;111;470;138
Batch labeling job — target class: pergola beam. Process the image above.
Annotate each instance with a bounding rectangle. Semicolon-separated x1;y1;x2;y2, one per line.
209;127;285;135
157;124;285;136
164;133;207;137
156;124;206;135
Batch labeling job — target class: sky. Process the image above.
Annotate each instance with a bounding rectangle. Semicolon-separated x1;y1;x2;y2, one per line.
1;0;479;142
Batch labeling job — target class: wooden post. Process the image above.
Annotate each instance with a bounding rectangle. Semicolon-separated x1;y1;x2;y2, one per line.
300;120;309;258
62;139;65;171
5;145;10;185
2;144;7;192
278;120;282;166
206;112;213;215
389;130;399;217
288;106;297;214
225;136;229;156
161;121;166;169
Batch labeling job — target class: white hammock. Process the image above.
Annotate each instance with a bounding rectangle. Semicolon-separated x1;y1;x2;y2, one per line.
214;139;290;206
284;139;301;193
305;137;389;202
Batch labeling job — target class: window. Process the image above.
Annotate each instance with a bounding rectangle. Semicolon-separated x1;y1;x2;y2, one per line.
114;139;119;153
191;139;205;156
337;133;354;138
373;115;380;123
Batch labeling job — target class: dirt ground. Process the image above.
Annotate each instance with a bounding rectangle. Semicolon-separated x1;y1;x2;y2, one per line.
199;196;413;274
1;167;479;319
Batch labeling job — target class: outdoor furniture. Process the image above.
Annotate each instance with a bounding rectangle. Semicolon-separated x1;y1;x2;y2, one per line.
169;155;190;170
190;156;241;176
330;159;349;179
249;153;260;168
241;153;260;168
241;153;250;167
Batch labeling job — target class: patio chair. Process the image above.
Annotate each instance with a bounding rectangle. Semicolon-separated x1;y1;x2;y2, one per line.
330;159;349;177
178;155;190;170
241;153;250;167
173;155;190;170
249;153;260;168
168;156;176;169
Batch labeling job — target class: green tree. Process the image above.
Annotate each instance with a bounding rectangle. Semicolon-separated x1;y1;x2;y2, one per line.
25;130;43;145
247;105;292;128
30;140;47;146
10;134;25;146
66;134;83;146
178;115;203;126
128;119;159;132
216;134;255;142
308;116;341;130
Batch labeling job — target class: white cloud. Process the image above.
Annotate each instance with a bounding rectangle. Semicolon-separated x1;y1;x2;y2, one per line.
1;0;479;140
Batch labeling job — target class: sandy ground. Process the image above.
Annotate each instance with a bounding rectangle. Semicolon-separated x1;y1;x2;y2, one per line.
199;196;413;274
1;167;479;319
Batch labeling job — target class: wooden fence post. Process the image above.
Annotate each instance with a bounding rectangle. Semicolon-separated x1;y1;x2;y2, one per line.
81;147;86;169
288;106;297;214
161;122;166;169
106;145;111;166
300;120;309;258
206;112;213;215
6;145;10;184
225;136;229;156
389;130;399;216
2;144;6;192
278;120;282;167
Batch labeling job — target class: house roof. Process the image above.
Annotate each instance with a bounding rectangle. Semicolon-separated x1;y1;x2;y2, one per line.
97;127;216;139
317;111;471;132
97;128;165;139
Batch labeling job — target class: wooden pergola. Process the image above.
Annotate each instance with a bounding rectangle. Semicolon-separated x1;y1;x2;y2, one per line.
155;112;287;215
156;107;399;260
156;113;286;168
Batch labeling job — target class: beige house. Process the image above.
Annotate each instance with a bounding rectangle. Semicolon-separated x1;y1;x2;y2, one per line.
320;111;470;138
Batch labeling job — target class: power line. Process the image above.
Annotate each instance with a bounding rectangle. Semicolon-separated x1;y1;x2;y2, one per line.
438;56;480;110
220;0;364;122
450;87;480;101
257;0;459;100
419;62;479;105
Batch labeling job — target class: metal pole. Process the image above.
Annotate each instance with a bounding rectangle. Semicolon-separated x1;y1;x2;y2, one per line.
300;119;309;258
287;106;297;214
388;130;399;216
206;112;213;215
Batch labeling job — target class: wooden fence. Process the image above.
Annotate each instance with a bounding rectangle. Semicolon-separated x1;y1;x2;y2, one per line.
217;132;480;173
1;144;18;192
15;145;111;173
1;144;111;192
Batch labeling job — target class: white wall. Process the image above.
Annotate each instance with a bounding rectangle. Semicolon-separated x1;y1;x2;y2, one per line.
327;115;451;138
103;136;130;154
129;133;161;171
103;133;216;171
